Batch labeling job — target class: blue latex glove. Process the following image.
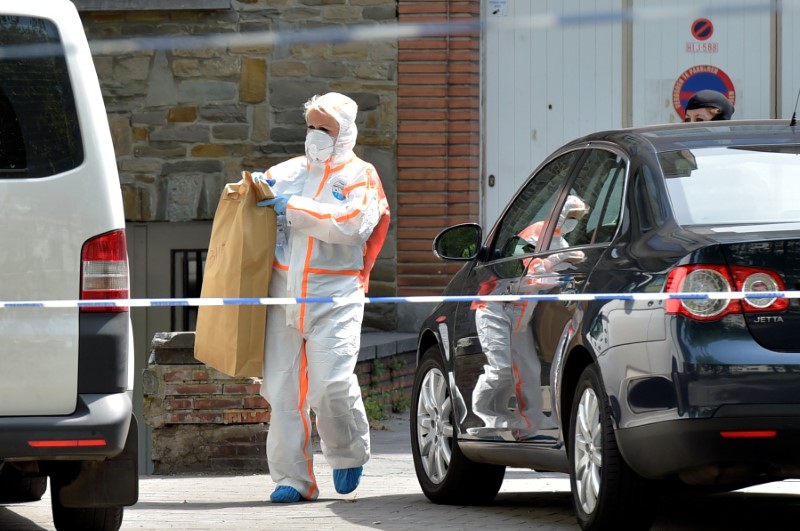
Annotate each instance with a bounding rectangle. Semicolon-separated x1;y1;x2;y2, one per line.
251;171;275;187
258;194;290;215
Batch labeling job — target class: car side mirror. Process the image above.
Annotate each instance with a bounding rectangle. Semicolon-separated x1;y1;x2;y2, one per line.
433;223;482;261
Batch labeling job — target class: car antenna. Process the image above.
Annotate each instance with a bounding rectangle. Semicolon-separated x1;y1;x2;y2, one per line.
791;87;800;127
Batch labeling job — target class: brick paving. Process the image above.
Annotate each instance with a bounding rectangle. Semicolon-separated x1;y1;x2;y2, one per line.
4;413;800;530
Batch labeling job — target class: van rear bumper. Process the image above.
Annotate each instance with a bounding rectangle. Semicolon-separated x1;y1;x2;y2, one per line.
0;392;132;460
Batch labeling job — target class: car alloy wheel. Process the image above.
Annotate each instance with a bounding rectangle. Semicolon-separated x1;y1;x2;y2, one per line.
568;364;657;530
410;346;505;505
415;361;452;484
574;385;602;514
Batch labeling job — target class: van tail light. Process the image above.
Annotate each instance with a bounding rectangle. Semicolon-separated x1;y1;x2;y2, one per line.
28;438;107;448
80;229;129;313
665;264;788;321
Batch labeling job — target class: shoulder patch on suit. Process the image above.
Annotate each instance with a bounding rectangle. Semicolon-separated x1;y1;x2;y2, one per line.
331;178;346;201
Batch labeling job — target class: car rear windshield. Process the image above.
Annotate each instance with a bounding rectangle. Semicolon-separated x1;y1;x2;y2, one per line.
0;15;83;178
661;145;800;225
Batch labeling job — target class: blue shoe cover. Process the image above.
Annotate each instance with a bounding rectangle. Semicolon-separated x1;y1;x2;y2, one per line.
270;485;302;503
333;466;363;494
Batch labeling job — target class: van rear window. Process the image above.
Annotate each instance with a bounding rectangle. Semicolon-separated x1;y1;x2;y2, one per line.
0;16;83;178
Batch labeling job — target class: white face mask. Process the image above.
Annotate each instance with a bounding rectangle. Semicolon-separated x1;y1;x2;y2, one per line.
305;129;335;163
561;218;579;234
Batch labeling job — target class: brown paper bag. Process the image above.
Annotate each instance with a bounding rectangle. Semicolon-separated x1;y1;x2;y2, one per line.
194;171;276;377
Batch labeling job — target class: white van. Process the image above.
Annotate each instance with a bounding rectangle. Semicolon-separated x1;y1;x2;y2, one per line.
0;1;138;530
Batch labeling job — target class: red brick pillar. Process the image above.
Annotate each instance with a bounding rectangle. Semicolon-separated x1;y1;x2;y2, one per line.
397;0;482;296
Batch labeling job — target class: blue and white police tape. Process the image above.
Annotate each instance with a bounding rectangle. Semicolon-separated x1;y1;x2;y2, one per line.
0;2;785;60
0;291;798;309
83;2;787;56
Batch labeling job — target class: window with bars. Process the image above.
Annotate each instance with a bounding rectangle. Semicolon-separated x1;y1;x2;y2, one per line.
170;249;206;332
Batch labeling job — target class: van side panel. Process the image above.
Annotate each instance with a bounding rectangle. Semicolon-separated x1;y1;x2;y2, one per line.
0;309;78;416
0;0;138;515
0;3;128;416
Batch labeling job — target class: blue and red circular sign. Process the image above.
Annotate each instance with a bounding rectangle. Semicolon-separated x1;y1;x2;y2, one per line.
672;65;735;120
691;18;714;41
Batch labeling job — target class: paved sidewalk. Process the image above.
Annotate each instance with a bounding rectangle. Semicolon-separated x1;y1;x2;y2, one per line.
4;413;800;530
0;414;579;531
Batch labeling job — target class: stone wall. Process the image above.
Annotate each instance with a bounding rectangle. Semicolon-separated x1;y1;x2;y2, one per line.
76;0;400;329
143;331;416;474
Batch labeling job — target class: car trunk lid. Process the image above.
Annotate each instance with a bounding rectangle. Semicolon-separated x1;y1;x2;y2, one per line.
716;233;800;351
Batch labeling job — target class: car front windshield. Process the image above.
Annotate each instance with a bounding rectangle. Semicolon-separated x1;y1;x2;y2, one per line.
661;145;800;225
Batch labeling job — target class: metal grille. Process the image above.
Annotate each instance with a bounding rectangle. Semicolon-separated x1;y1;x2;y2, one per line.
170;249;207;331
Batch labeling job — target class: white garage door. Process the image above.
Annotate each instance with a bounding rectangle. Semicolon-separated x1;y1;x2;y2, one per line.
631;0;772;126
482;0;779;229
482;0;623;228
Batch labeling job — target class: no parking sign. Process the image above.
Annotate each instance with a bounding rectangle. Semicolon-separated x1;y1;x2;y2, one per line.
691;18;714;41
672;65;735;120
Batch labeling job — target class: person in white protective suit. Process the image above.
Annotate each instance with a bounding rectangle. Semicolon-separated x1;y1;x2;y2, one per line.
469;195;588;440
255;92;390;504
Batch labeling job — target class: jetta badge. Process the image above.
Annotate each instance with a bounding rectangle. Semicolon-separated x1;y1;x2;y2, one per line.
753;316;784;323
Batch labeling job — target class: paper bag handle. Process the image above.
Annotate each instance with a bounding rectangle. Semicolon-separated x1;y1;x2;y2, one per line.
242;170;275;202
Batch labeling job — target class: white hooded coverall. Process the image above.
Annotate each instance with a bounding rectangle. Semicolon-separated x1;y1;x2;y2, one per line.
259;93;390;500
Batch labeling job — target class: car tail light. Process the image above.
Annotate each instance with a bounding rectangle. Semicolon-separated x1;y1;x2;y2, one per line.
80;229;129;312
719;430;776;439
665;264;787;321
731;267;787;310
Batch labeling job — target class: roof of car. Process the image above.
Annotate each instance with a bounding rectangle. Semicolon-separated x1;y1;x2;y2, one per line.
570;119;800;154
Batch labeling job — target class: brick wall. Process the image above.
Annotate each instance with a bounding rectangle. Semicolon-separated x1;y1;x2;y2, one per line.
143;331;415;474
396;0;481;297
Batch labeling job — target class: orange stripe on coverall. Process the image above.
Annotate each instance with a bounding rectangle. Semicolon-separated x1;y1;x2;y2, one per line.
310;159;350;200
512;362;533;430
280;159;369;222
292;178;369;223
511;301;532;428
512;301;529;334
306;267;360;276
343;181;365;196
291;205;363;223
298;237;315;335
298;342;319;499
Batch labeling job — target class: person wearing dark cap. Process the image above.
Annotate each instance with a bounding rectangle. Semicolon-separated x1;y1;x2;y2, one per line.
684;89;735;122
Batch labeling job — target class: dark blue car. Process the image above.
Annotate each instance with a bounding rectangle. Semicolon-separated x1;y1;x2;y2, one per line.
411;120;800;530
